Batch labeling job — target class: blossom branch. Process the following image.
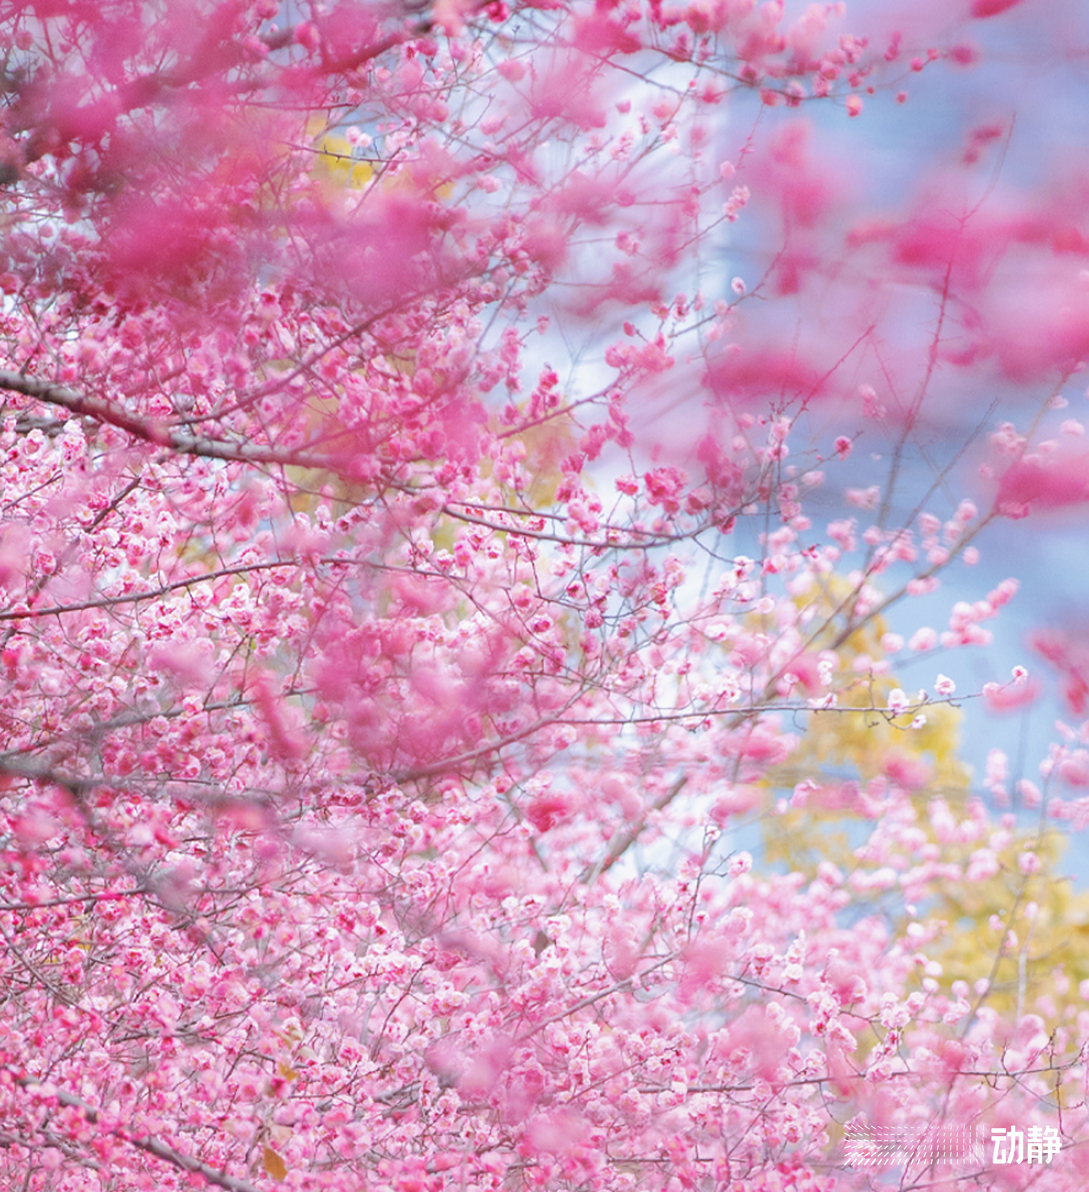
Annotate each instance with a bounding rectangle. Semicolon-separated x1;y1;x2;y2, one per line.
7;1071;262;1192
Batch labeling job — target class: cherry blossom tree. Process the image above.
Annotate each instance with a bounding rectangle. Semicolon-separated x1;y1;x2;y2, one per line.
1;0;1088;1189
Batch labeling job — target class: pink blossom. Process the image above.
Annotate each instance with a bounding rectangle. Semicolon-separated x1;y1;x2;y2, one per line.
0;7;1082;1191
909;627;938;652
886;688;911;714
1018;851;1041;874
727;851;753;877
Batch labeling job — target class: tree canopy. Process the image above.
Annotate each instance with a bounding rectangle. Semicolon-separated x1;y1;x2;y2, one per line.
1;0;1088;1189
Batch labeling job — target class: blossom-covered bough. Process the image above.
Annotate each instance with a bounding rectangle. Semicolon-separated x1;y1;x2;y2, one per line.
0;0;1088;1189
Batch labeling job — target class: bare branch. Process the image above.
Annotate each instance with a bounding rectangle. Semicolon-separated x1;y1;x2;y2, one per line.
0;370;335;471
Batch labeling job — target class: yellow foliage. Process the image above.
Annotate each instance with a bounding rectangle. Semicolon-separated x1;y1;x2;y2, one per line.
497;410;579;507
757;579;1089;1031
305;116;458;199
307;116;373;190
926;831;1089;1025
790;699;969;792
